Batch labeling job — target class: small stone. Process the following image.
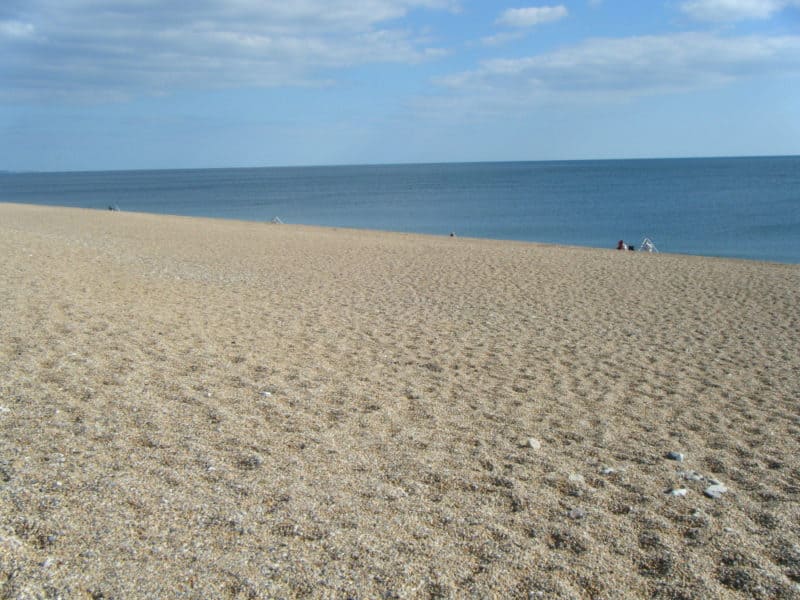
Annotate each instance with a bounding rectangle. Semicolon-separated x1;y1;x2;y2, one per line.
666;488;688;497
524;438;541;450
568;473;585;484
666;451;685;462
704;483;728;499
260;391;272;398
239;454;264;470
600;467;616;475
679;470;704;482
568;507;586;520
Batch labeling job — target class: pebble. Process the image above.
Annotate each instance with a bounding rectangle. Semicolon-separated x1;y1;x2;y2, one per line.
406;388;422;400
666;487;688;497
704;483;728;499
600;467;616;475
239;454;264;469
524;438;541;450
260;391;272;398
568;508;586;520
666;451;685;462
679;470;704;482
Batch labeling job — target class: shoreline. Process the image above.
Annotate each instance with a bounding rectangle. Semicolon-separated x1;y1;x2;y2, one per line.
1;203;798;597
2;201;797;267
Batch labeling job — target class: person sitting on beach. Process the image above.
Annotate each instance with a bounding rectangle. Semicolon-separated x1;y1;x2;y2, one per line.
617;240;627;250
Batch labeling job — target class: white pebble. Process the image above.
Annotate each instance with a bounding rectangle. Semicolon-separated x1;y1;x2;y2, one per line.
679;470;704;482
704;483;728;499
525;438;541;450
568;507;586;520
666;488;688;497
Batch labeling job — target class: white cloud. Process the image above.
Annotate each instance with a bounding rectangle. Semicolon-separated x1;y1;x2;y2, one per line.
0;0;456;101
436;33;800;110
496;6;568;28
680;0;798;22
480;31;527;46
0;20;35;39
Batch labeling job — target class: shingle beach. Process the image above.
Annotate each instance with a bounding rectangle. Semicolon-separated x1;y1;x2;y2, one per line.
1;203;798;598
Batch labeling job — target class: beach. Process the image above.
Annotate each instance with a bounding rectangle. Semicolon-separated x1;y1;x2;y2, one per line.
1;202;798;598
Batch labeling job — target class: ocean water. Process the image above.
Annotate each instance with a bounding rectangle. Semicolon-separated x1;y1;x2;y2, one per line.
2;156;798;264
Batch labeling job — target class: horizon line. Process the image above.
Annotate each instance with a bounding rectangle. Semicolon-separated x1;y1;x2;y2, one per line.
3;152;799;176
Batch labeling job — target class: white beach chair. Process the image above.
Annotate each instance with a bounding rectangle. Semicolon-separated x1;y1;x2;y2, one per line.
639;237;658;253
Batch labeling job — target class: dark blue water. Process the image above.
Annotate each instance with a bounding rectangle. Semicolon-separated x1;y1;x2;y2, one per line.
2;157;798;263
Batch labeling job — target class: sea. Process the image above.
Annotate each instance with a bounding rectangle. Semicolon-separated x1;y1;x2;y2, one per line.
1;156;798;264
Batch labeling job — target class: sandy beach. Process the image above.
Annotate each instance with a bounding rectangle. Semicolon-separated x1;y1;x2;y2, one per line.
1;203;798;598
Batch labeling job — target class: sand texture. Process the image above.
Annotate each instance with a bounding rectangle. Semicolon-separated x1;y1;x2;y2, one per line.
1;203;799;599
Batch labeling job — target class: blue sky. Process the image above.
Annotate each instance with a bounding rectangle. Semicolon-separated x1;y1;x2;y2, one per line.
1;0;799;171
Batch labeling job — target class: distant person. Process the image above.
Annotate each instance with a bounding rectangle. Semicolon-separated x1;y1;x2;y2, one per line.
617;240;627;250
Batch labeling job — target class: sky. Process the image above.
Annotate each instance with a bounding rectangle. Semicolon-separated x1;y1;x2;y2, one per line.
1;0;799;171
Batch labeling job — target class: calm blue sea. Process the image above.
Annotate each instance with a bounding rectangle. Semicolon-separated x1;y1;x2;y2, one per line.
2;157;798;263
